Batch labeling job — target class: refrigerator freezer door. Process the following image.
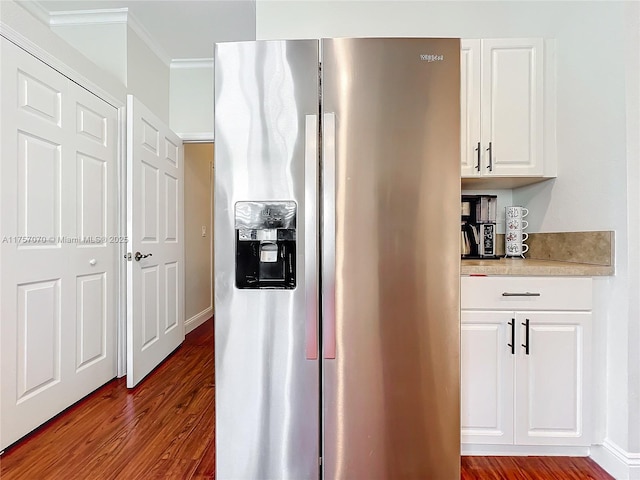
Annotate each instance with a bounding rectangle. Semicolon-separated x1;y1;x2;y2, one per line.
214;40;320;480
321;38;462;479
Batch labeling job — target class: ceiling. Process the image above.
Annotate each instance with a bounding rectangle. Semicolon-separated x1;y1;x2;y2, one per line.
24;0;257;61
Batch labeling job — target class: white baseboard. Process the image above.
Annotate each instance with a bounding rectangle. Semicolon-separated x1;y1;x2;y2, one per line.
185;306;213;334
591;440;640;480
462;444;589;456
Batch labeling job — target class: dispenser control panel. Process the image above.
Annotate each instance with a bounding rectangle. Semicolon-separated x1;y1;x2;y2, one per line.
234;201;296;289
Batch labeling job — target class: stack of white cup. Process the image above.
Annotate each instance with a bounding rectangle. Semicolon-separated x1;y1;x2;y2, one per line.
505;206;529;257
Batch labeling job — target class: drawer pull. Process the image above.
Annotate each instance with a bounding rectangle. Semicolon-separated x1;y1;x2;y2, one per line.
502;292;541;297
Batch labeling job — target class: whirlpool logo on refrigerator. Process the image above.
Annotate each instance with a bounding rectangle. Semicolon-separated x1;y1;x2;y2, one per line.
420;54;444;62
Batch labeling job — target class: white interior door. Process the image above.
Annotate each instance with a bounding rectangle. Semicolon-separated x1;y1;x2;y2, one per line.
126;95;184;388
1;38;118;450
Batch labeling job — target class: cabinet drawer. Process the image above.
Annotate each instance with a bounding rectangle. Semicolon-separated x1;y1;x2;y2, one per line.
461;276;592;310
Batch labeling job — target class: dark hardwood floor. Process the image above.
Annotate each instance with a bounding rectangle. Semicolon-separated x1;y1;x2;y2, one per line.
0;318;613;479
461;456;612;480
0;319;215;480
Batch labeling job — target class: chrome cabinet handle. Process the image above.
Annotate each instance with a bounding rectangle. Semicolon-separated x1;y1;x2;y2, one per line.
486;142;493;172
134;251;152;261
475;141;481;172
304;114;319;360
322;112;336;360
502;292;541;297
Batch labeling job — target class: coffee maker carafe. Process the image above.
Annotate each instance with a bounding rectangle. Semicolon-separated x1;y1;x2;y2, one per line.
460;221;476;257
461;195;497;259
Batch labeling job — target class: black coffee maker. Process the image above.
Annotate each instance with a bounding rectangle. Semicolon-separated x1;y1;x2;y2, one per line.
461;195;497;259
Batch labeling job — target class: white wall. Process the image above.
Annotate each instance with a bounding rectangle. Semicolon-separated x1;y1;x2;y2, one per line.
0;0;126;103
170;62;214;139
11;3;171;124
51;23;127;84
184;143;213;330
256;0;639;466
622;1;640;456
127;26;170;123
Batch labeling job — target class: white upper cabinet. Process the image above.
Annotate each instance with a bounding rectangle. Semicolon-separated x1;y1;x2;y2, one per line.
461;40;482;177
462;38;553;185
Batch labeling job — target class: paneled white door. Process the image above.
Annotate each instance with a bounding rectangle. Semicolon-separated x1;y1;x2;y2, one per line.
126;95;184;388
0;39;118;450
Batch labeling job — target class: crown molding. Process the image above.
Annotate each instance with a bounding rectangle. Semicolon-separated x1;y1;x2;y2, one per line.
0;21;124;109
170;58;214;70
17;1;51;25
48;7;128;26
26;4;171;67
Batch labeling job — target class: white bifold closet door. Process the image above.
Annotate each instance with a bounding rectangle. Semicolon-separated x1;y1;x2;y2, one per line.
0;38;118;450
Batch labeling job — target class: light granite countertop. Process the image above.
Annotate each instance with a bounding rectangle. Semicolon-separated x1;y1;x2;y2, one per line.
461;231;615;276
461;257;614;276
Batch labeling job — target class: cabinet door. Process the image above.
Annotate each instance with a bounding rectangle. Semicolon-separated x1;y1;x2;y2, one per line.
481;38;543;176
515;312;591;446
461;39;481;177
461;310;515;444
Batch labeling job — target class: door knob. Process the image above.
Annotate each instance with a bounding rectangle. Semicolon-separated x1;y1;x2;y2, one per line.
134;251;152;261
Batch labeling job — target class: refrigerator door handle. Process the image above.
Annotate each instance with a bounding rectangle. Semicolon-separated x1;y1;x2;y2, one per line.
322;112;336;359
305;114;319;360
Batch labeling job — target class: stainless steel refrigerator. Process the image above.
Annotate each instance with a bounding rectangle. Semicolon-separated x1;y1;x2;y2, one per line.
214;38;461;480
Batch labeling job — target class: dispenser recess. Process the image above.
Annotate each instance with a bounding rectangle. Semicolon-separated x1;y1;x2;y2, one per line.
235;201;297;289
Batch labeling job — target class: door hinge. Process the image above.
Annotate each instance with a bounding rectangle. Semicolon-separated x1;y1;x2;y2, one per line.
124;252;132;261
319;456;322;466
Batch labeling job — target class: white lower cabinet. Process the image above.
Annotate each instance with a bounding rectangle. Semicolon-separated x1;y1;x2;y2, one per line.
461;277;592;449
461;310;515;444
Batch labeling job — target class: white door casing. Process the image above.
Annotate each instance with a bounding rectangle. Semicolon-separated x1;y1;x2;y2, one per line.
126;95;185;388
0;38;118;450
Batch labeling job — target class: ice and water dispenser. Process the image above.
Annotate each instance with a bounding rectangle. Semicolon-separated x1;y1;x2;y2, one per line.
235;201;296;289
